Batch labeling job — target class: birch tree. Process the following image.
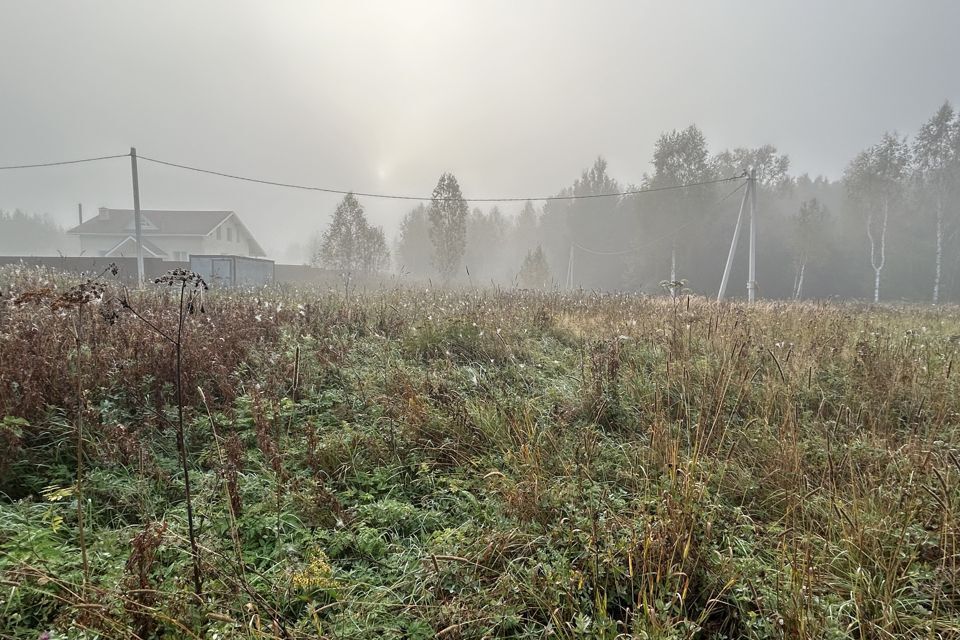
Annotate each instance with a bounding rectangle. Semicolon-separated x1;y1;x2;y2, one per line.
358;225;390;273
913;101;958;304
314;193;389;274
712;145;792;194
843;133;910;303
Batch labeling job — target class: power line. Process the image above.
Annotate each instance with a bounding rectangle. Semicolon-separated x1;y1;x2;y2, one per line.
0;149;744;203
571;180;748;256
136;153;743;203
0;154;129;171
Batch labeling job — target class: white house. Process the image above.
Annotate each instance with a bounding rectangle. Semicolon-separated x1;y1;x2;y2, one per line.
67;208;266;261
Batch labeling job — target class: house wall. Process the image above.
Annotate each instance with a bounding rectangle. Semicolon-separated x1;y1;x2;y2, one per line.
202;219;254;256
79;235;211;261
79;236;135;257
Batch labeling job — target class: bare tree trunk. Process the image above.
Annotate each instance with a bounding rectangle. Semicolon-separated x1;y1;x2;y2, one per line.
933;195;943;304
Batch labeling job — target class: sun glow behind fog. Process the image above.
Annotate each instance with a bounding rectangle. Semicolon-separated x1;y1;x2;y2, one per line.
1;0;959;253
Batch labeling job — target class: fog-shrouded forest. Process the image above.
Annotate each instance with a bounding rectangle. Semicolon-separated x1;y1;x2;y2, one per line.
290;100;960;303
4;99;960;303
6;4;960;639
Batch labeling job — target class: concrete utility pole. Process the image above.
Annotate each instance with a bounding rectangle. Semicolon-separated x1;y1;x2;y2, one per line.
670;241;678;299
78;203;83;226
130;147;145;287
717;179;751;302
747;167;757;303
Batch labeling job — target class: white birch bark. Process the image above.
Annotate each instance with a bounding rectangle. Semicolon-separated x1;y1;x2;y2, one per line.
867;198;889;304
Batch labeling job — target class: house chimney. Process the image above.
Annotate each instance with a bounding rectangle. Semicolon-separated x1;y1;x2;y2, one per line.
99;207;109;220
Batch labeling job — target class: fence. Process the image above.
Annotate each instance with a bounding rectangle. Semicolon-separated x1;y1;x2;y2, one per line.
0;256;397;289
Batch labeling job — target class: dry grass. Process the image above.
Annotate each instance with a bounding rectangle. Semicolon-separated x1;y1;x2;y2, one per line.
1;265;959;638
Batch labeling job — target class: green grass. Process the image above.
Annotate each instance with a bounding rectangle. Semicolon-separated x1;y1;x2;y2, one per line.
1;269;959;638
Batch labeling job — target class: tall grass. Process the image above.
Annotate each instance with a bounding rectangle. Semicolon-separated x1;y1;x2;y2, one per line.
1;265;958;638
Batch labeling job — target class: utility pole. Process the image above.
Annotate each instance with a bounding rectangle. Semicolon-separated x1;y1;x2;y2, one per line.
670;241;678;299
747;167;757;303
566;244;574;290
717;179;751;301
78;203;83;226
130;147;145;287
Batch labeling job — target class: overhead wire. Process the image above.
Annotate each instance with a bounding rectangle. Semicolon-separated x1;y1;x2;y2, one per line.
0;149;746;205
571;179;748;256
0;153;129;171
135;153;743;203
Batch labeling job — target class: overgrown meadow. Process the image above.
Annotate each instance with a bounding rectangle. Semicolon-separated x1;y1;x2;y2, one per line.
1;266;959;639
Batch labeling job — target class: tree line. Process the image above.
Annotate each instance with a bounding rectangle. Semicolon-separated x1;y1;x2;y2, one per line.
2;100;957;301
313;100;959;302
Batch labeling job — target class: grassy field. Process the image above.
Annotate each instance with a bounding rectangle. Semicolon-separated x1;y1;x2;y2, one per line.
1;266;959;639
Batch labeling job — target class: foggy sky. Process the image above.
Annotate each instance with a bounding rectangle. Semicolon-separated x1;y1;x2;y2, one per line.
2;1;959;259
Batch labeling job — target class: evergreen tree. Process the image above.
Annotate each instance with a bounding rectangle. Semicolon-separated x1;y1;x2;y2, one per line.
395;204;432;277
0;210;69;255
428;172;468;282
515;201;539;253
540;158;628;289
791;199;830;299
518;245;551;289
465;206;509;283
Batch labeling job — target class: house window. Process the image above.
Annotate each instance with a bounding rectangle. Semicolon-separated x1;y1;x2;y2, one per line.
227;227;233;242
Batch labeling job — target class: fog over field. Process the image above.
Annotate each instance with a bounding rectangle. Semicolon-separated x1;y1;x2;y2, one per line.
6;5;960;638
1;1;960;299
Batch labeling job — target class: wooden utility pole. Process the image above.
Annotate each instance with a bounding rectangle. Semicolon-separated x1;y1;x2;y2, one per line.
130;147;144;287
747;167;757;303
